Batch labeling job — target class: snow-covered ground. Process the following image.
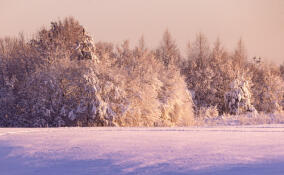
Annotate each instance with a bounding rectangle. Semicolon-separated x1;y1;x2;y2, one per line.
1;126;284;175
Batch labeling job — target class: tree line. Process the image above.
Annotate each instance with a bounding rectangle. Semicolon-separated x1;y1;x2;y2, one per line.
0;17;283;127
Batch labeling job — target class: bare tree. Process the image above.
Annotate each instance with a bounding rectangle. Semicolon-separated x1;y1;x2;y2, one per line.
156;30;181;68
232;38;247;72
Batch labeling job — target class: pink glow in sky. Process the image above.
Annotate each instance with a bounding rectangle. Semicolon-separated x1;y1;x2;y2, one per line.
0;0;283;63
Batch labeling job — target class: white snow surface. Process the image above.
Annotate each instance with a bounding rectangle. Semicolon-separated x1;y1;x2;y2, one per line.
1;126;284;175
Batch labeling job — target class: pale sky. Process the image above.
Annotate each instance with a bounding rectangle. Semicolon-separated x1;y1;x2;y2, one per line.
0;0;283;63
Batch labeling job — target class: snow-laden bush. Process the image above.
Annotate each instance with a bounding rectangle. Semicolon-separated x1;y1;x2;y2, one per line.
157;66;194;126
224;76;256;115
108;47;194;126
251;63;284;113
15;59;130;127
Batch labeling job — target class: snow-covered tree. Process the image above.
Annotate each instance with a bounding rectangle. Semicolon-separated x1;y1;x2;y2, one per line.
207;38;235;113
110;45;194;126
184;33;212;111
30;17;98;63
183;36;252;116
251;63;284;113
224;75;256;115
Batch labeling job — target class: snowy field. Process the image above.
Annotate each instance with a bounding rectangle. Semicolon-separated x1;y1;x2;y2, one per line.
1;126;284;175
